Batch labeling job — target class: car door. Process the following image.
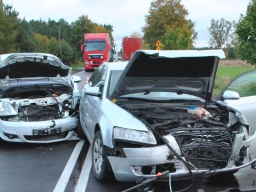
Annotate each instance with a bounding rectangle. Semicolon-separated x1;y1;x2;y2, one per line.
80;65;107;140
216;70;256;135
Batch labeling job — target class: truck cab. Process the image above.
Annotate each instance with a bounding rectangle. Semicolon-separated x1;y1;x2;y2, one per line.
81;33;111;71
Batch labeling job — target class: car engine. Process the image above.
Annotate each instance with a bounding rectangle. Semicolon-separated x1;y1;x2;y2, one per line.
117;102;245;170
0;88;75;122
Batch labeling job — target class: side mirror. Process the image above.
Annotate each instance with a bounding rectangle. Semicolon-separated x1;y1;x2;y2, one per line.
72;75;81;83
85;87;101;97
223;90;240;100
80;44;84;52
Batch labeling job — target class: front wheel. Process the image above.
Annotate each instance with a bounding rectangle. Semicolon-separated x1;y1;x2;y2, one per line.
74;115;86;139
92;131;112;181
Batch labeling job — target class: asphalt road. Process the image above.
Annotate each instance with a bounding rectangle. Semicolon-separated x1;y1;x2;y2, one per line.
0;140;88;192
0;69;256;192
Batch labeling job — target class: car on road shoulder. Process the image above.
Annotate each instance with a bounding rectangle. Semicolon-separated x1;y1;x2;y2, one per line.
78;50;256;185
0;53;81;143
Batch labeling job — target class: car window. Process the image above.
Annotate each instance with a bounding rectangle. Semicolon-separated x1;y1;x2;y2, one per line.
88;65;107;88
108;70;123;96
224;70;256;97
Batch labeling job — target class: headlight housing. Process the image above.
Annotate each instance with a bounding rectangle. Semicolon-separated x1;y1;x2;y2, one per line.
0;102;17;116
114;127;156;145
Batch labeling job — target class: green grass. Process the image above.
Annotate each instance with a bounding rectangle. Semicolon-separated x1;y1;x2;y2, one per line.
213;66;254;97
71;62;84;69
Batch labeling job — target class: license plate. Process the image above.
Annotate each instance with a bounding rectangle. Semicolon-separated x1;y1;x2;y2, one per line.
33;128;61;136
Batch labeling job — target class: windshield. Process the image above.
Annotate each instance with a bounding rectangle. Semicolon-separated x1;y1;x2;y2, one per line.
85;39;106;51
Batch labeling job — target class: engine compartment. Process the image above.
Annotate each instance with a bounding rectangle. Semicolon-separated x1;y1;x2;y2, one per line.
0;87;74;122
116;101;244;170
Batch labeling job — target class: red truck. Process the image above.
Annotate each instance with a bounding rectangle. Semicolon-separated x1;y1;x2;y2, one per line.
81;33;112;71
122;37;142;61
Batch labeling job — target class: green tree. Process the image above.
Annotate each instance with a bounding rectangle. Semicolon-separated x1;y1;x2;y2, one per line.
208;18;232;49
187;19;198;47
34;33;50;52
16;19;36;52
46;19;72;44
48;37;59;56
236;0;256;66
103;24;113;33
57;39;75;65
142;0;196;49
57;19;72;44
93;25;113;41
29;19;48;37
130;31;142;38
70;15;95;53
0;4;18;53
161;26;192;50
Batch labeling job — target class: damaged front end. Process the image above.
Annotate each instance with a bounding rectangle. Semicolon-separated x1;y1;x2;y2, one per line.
0;83;79;143
107;102;256;182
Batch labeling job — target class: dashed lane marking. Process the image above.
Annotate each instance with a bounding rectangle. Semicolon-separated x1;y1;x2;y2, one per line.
74;145;92;192
53;140;85;192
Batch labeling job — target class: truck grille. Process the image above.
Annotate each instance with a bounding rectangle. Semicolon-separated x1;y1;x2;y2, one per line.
89;54;103;59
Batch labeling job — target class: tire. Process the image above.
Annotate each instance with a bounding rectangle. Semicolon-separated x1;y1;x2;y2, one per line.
92;131;112;181
74;115;86;139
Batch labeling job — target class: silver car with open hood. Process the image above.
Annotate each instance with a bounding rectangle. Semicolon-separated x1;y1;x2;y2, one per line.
78;50;256;184
0;53;81;143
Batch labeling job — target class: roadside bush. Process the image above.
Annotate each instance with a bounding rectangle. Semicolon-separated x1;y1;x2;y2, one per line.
56;40;75;66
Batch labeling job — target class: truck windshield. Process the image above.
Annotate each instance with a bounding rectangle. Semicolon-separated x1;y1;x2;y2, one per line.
85;40;106;51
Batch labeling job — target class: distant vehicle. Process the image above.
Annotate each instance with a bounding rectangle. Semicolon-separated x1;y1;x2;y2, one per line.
118;56;122;61
110;42;118;62
122;37;142;61
0;53;81;143
81;33;112;71
78;49;256;185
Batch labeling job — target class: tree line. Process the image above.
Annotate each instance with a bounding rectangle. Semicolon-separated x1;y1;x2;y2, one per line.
1;0;256;66
0;4;114;66
142;0;256;65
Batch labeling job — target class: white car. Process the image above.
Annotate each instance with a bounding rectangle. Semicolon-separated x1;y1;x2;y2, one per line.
0;53;81;143
78;50;256;187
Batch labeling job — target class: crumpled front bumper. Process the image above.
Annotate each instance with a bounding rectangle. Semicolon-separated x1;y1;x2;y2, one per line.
108;134;256;181
0;116;78;143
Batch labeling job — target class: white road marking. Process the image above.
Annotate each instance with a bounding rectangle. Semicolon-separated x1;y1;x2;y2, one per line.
74;145;92;192
53;140;85;192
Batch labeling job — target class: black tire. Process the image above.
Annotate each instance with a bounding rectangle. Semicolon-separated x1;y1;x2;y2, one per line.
92;131;112;181
75;116;86;139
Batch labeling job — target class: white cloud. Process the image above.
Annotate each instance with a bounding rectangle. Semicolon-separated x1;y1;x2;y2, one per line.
6;0;251;49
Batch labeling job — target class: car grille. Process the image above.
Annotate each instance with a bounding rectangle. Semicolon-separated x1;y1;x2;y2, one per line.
24;132;68;141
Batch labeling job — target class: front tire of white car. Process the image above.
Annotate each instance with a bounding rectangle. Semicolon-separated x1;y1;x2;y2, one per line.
75;115;86;139
92;131;112;181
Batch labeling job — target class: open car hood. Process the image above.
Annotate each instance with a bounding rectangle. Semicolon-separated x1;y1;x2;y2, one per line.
111;50;225;101
0;53;72;79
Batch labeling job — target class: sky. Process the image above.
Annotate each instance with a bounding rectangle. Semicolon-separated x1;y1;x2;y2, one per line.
5;0;251;50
